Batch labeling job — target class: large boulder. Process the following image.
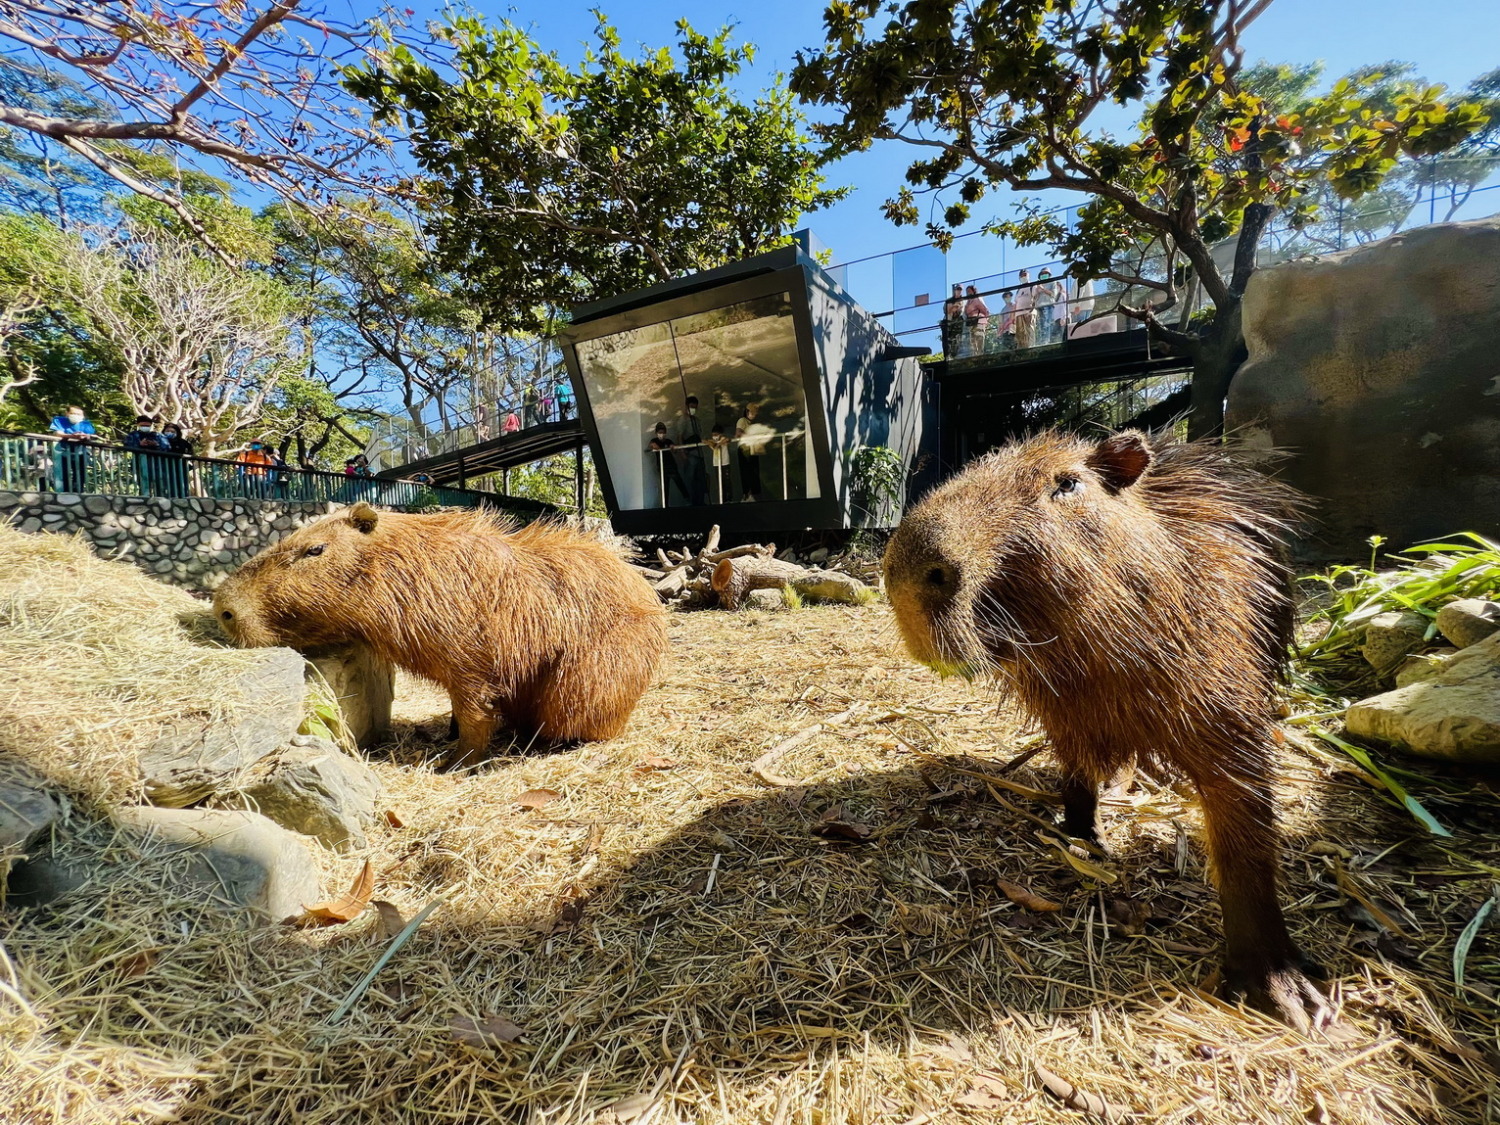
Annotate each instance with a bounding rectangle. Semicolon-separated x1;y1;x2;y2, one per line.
140;647;306;807
303;643;395;750
217;736;383;850
1346;630;1500;764
1227;216;1500;559
112;805;322;921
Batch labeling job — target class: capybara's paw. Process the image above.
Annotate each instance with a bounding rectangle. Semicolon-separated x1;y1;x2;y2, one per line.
1223;957;1333;1034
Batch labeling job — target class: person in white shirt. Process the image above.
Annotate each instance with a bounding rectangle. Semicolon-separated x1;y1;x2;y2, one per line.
1012;270;1038;349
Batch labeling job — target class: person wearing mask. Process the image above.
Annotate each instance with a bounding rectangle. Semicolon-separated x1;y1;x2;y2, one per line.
706;423;732;504
997;291;1019;352
159;423;193;498
236;439;276;499
646;422;686;506
671;395;708;506
1036;269;1068;343
942;283;967;359
48;405;96;492
123;415;170;496
964;284;991;356
522;383;539;428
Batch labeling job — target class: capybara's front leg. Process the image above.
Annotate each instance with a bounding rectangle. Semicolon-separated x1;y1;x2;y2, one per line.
1059;768;1104;845
445;691;498;770
1194;770;1331;1032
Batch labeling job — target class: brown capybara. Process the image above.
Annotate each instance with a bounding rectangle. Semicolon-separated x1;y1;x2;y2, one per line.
214;503;668;767
883;429;1328;1030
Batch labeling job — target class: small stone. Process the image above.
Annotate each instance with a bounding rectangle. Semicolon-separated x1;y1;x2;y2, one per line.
1361;610;1429;674
56;493;82;506
153;558;174;574
1394;648;1459;688
17;517;41;533
776;548;798;563
91;525;121;539
0;493;20;509
83;495;112;515
111;806;322;921
41;512;65;523
807;547;830;564
0;759;64;854
1436;599;1500;650
744;587;787;611
1346;630;1500;764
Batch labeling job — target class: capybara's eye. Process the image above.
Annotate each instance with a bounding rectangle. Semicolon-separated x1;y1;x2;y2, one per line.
303;545;326;558
221;610;233;621
1051;476;1082;498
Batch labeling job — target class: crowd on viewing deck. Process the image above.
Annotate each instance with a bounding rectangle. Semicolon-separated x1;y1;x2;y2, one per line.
646;392;792;508
941;270;1115;358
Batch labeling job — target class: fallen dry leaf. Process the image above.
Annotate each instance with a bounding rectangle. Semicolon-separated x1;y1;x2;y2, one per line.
1036;1063;1119;1121
812;805;873;843
382;809;405;829
297;860;374;926
952;1072;1008;1110
998;879;1062;912
449;1012;524;1048
372;900;406;939
1106;896;1149;935
636;755;679;772
602;1092;657;1123
515;788;560;810
116;949;159;978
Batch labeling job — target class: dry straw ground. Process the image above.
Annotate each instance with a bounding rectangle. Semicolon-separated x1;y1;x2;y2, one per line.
2;531;1499;1124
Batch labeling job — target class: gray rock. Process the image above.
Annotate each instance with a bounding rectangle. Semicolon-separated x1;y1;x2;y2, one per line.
1436;599;1500;650
304;643;395;750
0;493;19;509
17;517;40;533
776;547;797;563
152;558;174;574
112;806;322;921
1362;610;1430;673
56;493;81;506
1346;630;1500;764
140;647;307;806
219;738;383;850
744;587;787;612
0;759;64;855
83;495;112;515
807;547;830;564
6;856;87;907
1227;216;1500;558
1394;648;1459;688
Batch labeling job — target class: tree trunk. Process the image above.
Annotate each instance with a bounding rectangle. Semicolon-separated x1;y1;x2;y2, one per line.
1185;299;1246;442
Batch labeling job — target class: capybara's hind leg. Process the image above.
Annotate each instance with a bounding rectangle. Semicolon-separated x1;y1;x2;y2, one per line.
1195;770;1331;1032
445;692;499;770
1059;770;1104;845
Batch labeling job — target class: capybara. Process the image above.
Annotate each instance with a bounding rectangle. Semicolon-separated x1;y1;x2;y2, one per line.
214;503;668;767
883;429;1328;1030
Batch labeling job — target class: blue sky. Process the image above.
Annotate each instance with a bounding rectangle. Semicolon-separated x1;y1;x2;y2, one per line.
447;0;1500;280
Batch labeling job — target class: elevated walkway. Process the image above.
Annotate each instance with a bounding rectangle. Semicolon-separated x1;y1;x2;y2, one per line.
926;326;1188;393
379;418;586;487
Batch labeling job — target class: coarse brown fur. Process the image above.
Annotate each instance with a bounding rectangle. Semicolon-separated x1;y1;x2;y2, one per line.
213;504;668;767
883;429;1330;1030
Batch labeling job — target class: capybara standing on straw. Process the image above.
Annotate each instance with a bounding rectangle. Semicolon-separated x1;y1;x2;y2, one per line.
883;429;1327;1030
214;503;667;767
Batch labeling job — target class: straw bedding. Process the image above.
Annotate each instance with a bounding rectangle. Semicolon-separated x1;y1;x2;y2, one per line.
2;549;1498;1123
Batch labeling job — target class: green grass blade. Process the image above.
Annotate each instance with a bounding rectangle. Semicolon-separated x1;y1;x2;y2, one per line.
1453;894;1496;996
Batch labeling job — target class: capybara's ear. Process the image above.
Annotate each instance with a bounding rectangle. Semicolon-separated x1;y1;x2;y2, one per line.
349;503;380;533
1086;431;1154;492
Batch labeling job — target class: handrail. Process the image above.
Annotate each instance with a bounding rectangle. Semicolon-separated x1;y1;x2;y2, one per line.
0;429;517;512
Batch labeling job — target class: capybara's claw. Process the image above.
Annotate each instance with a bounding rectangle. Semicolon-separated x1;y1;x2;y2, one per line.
1223;961;1334;1035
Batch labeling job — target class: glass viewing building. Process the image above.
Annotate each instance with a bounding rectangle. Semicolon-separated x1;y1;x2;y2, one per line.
559;245;931;538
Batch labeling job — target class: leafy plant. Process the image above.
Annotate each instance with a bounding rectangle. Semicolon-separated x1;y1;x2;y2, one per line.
848;444;905;525
1295;531;1500;693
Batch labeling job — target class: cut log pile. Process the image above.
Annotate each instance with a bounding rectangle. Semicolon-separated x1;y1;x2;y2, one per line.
631;525;874;611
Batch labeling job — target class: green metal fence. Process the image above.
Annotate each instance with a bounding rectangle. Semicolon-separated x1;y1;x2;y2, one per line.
1;432;516;513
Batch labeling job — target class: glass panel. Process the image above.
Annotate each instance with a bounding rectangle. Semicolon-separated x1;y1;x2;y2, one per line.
573;291;817;511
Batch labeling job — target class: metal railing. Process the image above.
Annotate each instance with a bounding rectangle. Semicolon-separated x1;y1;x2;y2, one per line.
646;431;809;508
369;387;579;470
2;431;498;510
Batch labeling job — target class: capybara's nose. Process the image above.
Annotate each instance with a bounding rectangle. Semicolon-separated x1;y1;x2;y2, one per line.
220;610;233;621
925;564;954;590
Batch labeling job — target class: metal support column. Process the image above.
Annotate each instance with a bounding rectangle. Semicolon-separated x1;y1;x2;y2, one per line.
574;441;586;513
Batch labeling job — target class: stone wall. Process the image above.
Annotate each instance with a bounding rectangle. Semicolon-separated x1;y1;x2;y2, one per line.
0;490;343;590
1226;215;1500;559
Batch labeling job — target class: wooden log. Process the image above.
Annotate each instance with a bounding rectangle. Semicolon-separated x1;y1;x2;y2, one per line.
704;543;776;565
653;570;687;600
711;556;872;610
701;524;721;558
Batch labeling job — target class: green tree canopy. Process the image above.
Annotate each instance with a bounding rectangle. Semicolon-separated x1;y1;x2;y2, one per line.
791;0;1489;435
345;15;847;334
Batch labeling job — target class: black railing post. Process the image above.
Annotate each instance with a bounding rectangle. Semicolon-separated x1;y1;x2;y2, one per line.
574;440;585;514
